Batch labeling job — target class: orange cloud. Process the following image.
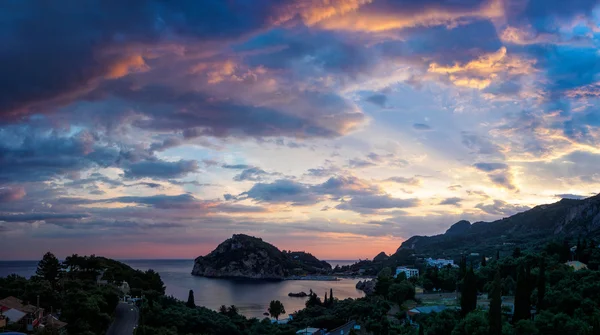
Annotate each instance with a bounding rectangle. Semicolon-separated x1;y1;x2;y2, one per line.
278;0;504;32
428;47;535;89
105;54;149;79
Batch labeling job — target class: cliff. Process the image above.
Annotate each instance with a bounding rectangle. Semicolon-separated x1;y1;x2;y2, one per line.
192;234;331;279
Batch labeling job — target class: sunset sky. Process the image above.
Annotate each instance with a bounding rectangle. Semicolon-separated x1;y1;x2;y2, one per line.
2;0;600;260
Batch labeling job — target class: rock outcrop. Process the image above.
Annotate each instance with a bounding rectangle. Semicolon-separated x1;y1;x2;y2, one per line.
356;279;377;295
192;234;331;279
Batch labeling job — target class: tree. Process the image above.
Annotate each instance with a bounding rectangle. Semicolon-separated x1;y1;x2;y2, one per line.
488;271;502;335
324;292;328;306
36;252;64;286
496;250;500;261
537;259;546;310
330;288;333;304
268;300;285;320
306;289;322;308
461;266;477;317
481;255;487;267
388;281;416;306
419;324;425;335
227;305;238;317
219;305;228;314
512;247;522;258
513;266;531;323
186;290;195;308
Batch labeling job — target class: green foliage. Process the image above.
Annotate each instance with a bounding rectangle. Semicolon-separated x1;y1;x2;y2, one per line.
388;281;416;306
513;266;531;323
488;271;502;335
186;289;196;308
452;311;489;335
514;320;537;335
36;251;64;286
460;266;477;317
269;300;286;320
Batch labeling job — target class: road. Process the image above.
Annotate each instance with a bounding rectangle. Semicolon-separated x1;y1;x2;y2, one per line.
106;302;139;335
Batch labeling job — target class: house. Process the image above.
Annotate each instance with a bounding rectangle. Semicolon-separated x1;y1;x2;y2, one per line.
271;314;294;324
565;261;588;271
425;258;455;268
0;296;43;331
37;314;68;335
395;266;419;279
297;327;324;335
326;320;361;335
406;305;447;323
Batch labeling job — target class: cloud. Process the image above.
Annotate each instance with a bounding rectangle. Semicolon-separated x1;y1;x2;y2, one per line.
473;162;516;190
0;213;90;222
0;186;26;202
554;193;588;200
473;162;508;172
384;177;421;186
439;197;462;206
123;160;199;179
413;123;432;131
222;164;252;170
347;158;377;169
336;195;420;214
366;94;387;107
233;167;280;182
238;179;320;205
475;200;530;216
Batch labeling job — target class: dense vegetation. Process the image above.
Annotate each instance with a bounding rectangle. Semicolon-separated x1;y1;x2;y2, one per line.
0;252;165;334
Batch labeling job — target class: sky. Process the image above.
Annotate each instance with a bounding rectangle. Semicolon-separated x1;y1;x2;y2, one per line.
2;0;600;260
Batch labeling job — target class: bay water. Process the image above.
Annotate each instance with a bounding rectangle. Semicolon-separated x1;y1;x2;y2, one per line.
0;260;364;318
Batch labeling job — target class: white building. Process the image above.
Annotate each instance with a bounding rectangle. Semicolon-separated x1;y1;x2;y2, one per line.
395;266;419;279
425;258;455;268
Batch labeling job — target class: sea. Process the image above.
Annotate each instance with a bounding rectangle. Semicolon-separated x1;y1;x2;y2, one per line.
0;260;363;318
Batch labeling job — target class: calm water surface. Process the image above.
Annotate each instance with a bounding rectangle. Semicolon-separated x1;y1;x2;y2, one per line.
0;259;363;318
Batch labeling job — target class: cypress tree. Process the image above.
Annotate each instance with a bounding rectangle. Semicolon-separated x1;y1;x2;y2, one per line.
488;271;502;335
481;255;487;267
496;250;500;261
537;259;546;310
460;266;477;317
186;289;196;308
324;292;328;306
513;266;531;323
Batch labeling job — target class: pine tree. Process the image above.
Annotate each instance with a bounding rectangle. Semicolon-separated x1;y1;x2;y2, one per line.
488;271;502;335
460;266;477;317
481;255;487;267
537;259;546;310
513;266;531;323
36;251;64;286
186;289;196;308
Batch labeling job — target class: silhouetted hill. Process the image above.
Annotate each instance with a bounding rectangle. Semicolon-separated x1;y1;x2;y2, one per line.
396;194;600;258
192;234;331;279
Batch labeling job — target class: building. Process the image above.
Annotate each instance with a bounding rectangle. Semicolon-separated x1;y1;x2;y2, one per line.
37;314;68;335
565;261;588;271
296;327;324;335
406;305;448;323
326;320;362;335
395;266;419;279
0;296;43;331
425;258;455;268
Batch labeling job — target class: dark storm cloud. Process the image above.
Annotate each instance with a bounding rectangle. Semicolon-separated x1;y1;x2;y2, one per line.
0;0;282;118
123;159;199;179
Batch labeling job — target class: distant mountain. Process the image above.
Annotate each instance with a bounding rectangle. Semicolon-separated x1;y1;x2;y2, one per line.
192;234;331;279
373;252;389;262
396;194;600;258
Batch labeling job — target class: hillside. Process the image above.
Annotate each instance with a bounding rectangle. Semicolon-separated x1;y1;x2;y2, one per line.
192;234;331;279
397;194;600;258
